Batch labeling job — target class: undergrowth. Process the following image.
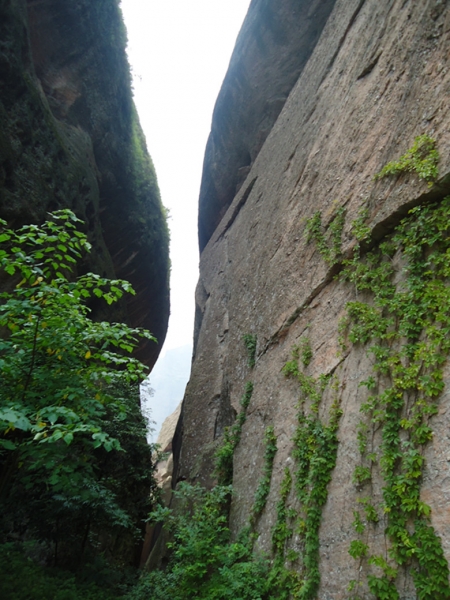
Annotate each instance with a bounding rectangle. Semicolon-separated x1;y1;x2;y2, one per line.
0;543;120;600
129;484;269;600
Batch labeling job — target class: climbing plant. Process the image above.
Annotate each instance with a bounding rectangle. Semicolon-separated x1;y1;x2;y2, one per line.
214;381;254;486
251;425;278;521
304;137;450;598
374;134;439;184
281;356;342;599
341;195;450;599
243;333;257;368
305;205;346;266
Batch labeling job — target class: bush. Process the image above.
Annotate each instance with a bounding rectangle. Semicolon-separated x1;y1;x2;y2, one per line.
129;483;269;600
0;543;119;600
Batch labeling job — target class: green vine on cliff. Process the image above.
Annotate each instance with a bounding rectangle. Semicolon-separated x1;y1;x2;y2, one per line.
214;381;254;486
266;466;303;600
251;426;278;521
243;334;257;369
303;137;450;598
304;206;346;266
277;351;342;600
272;467;294;555
292;336;313;368
374;134;439;185
340;194;450;597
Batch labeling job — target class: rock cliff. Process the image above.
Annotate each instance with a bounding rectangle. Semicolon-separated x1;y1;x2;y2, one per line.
0;0;170;368
176;0;450;596
198;0;337;251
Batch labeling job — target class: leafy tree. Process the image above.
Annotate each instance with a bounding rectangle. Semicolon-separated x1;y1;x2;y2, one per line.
0;210;157;568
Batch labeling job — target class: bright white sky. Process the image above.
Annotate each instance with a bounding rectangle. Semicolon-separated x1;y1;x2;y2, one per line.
120;1;251;356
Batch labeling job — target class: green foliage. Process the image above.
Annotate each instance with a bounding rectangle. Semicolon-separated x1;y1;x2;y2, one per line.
252;426;278;519
243;334;257;368
349;540;369;560
272;467;293;554
131;483;270;600
0;543;119;600
304;150;450;596
281;352;342;599
367;575;400;600
356;421;369;454
411;520;450;599
340;195;450;595
357;497;379;524
352;465;371;486
292;337;313;368
346;302;392;345
352;510;365;534
282;359;328;414
214;382;254;485
374;135;439;185
304;206;346;266
351;205;371;243
0;210;157;570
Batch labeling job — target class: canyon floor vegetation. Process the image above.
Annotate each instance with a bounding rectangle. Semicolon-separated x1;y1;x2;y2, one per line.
0;211;159;598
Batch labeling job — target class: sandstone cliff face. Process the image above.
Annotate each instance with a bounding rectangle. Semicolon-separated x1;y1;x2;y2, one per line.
198;0;337;252
0;0;169;367
177;0;450;596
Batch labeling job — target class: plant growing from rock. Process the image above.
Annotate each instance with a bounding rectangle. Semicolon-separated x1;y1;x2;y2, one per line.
374;134;439;184
305;138;450;598
304;205;346;266
251;425;278;521
214;381;254;486
243;333;257;368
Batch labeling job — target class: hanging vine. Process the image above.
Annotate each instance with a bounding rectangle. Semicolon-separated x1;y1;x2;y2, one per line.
305;137;450;598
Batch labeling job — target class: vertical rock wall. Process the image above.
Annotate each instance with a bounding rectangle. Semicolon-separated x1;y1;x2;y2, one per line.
0;0;170;367
176;0;450;596
198;0;338;251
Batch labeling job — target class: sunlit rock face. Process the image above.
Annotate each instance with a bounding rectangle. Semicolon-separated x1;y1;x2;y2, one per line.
0;0;170;368
177;0;450;595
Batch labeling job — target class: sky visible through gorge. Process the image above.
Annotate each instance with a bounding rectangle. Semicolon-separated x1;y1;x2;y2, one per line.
120;0;251;436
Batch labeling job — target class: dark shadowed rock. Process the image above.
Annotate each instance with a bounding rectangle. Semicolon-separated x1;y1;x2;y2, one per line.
0;0;170;368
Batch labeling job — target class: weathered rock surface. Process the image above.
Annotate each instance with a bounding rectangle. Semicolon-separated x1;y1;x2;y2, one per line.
0;0;170;367
140;403;181;569
157;401;182;455
176;0;450;596
198;0;338;251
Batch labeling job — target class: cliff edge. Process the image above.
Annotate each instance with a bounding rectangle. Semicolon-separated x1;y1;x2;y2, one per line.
0;0;170;368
